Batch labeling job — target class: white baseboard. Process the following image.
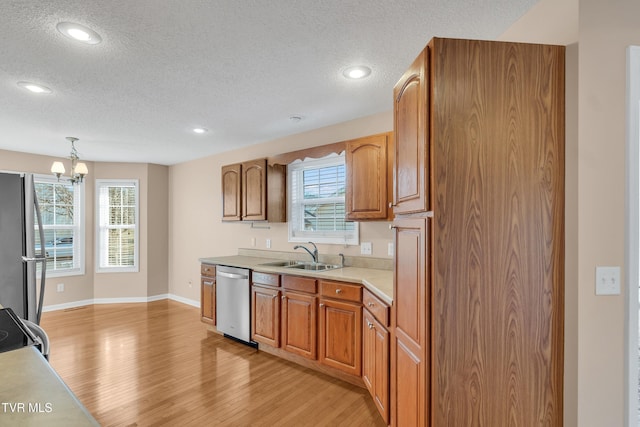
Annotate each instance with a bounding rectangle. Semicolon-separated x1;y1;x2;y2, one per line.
43;294;200;312
167;294;200;308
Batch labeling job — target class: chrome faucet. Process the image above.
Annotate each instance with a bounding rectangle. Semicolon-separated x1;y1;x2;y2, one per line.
294;242;318;263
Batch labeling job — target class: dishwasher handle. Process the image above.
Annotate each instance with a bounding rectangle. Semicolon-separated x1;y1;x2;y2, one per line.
217;271;248;280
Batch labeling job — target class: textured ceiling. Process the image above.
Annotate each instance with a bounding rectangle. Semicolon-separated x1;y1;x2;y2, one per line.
0;0;539;165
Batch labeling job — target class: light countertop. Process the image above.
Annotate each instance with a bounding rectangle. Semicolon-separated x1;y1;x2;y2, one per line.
200;254;393;305
0;346;99;426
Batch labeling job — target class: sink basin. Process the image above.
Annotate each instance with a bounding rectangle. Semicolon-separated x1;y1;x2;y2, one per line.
259;260;305;267
285;263;342;271
259;260;341;271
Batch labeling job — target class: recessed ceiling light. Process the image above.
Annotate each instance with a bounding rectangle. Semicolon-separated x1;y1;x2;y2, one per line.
57;22;102;45
193;128;208;134
343;66;372;79
17;81;52;94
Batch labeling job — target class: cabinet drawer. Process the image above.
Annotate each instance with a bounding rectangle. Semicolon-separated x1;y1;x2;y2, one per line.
319;280;362;303
363;288;389;327
201;264;216;277
253;272;280;287
282;275;317;294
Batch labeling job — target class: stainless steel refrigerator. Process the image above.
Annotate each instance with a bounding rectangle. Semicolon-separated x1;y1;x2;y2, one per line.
0;172;47;324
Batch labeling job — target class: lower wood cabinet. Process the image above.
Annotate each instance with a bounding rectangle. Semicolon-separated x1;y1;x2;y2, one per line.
318;281;363;379
252;285;280;347
362;292;390;424
281;290;317;359
200;264;216;324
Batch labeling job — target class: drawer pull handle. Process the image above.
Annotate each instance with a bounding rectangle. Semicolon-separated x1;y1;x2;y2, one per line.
335;289;342;294
203;281;214;286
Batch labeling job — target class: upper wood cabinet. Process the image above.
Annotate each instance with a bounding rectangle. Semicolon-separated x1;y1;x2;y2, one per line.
221;159;286;222
221;164;242;221
345;133;393;221
393;49;429;215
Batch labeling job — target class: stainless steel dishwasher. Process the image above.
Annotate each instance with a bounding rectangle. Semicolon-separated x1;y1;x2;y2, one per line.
216;265;253;345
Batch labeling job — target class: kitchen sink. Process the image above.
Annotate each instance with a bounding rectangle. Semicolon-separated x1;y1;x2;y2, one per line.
285;263;342;271
259;260;342;271
259;260;305;267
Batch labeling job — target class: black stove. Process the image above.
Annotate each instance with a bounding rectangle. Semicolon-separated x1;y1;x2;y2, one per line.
0;308;40;354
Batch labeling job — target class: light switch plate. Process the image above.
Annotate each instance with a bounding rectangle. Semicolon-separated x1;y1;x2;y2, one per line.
361;242;372;255
595;266;621;295
266;239;271;249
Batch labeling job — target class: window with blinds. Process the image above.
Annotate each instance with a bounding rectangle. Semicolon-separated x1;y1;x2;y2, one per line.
288;153;359;245
34;175;84;276
96;180;139;273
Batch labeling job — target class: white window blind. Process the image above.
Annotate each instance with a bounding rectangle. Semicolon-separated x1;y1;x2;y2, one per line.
288;153;358;245
34;175;84;276
96;180;138;272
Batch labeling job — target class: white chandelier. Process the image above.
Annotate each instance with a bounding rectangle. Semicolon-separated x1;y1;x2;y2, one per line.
51;137;88;184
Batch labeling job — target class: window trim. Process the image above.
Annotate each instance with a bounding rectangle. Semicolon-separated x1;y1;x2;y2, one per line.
95;179;139;274
287;153;359;245
34;174;85;278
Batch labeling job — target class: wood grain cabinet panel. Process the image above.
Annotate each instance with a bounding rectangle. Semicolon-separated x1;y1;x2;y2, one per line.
393;49;429;215
318;298;362;376
242;159;267;220
252;285;280;347
363;309;390;424
221;164;242;221
281;291;317;359
345;133;393;220
391;217;428;426
389;37;564;426
221;159;286;222
200;264;216;325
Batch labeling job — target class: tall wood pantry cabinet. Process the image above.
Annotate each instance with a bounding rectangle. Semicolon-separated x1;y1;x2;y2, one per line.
390;38;565;426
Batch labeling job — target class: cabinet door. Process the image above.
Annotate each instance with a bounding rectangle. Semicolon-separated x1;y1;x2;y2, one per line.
281;291;317;359
252;285;280;347
345;133;390;220
221;163;242;221
242;159;267;221
363;310;390;424
391;216;428;426
318;298;362;376
393;48;429;214
201;277;215;324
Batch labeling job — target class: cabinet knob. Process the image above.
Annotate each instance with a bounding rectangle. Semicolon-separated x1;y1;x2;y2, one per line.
367;321;374;329
388;202;397;208
389;224;397;230
281;296;285;300
335;289;343;294
203;281;214;286
319;303;325;307
368;302;374;307
272;295;278;300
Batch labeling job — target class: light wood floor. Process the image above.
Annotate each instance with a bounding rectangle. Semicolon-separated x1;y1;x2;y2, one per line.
41;300;385;427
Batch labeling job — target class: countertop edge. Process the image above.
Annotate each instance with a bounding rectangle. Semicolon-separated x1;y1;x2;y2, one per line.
200;256;393;305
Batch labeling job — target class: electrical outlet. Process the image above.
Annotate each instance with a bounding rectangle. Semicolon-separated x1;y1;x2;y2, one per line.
595;266;621;295
266;238;271;249
361;242;372;255
56;283;64;292
388;242;394;256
